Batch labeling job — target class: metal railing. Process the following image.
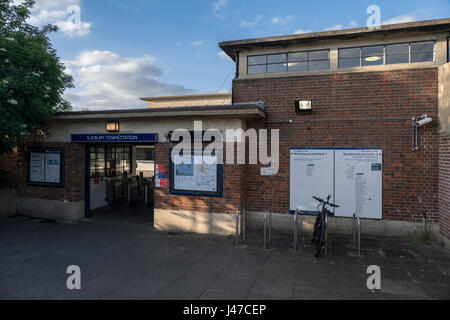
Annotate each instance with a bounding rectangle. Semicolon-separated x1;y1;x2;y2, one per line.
352;212;361;257
264;209;272;250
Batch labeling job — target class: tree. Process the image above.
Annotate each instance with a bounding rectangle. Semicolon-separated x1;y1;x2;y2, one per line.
0;0;74;154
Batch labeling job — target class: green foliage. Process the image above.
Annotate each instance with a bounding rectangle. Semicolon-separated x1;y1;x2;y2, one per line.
0;0;74;154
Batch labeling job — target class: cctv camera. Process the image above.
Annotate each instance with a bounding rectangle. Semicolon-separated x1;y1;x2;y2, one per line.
415;116;432;127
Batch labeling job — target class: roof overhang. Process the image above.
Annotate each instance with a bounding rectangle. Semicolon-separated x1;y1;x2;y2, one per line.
219;18;450;61
52;103;266;121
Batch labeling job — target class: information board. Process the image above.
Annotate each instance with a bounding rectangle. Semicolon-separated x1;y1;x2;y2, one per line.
171;152;221;196
29;149;63;185
334;149;382;219
45;152;61;183
290;148;383;219
30;152;45;183
290;148;334;214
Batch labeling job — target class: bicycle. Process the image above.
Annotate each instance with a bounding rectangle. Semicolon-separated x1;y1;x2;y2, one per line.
311;195;339;257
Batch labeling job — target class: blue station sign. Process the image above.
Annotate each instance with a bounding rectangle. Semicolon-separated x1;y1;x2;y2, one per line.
71;133;158;143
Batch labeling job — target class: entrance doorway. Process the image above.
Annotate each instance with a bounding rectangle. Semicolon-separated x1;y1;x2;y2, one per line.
84;143;155;224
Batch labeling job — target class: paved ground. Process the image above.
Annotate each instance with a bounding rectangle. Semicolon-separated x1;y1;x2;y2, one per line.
0;215;449;300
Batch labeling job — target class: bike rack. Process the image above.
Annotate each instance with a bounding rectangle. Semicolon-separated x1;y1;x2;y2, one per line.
234;209;246;247
294;209;300;252
352;212;361;257
264;209;272;250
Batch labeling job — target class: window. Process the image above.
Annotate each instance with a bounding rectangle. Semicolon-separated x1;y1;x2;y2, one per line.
339;41;435;68
136;147;154;161
90;145;131;178
247;49;330;74
28;147;64;187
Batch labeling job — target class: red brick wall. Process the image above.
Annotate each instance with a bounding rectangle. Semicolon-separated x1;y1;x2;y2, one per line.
234;68;439;222
154;142;244;214
439;133;450;239
16;143;85;202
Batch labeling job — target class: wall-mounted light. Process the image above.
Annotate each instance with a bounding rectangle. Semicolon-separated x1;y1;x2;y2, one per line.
106;121;120;132
295;100;312;113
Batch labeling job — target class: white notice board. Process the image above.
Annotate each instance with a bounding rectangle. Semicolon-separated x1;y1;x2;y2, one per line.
290;148;334;214
334;149;382;219
30;152;45;183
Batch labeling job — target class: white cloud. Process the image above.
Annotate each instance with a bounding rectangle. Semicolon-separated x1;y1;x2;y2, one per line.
348;21;358;27
192;40;204;46
217;51;231;61
271;15;294;25
240;15;263;28
324;24;344;31
382;15;417;25
18;0;92;37
213;0;228;12
294;28;312;34
64;50;193;110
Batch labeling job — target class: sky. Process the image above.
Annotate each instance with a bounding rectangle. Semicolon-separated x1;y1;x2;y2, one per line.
16;0;450;110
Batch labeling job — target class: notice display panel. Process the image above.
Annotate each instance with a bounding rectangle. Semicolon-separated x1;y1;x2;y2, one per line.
290;148;334;214
170;150;222;196
28;148;64;187
334;149;382;219
290;148;383;219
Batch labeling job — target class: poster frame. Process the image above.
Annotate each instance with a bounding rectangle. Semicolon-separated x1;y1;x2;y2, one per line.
169;148;223;197
27;147;65;187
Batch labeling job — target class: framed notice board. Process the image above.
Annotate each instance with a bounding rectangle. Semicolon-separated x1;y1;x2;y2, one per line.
169;149;223;197
27;147;65;187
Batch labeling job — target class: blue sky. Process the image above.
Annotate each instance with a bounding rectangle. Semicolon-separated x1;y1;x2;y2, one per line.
23;0;450;110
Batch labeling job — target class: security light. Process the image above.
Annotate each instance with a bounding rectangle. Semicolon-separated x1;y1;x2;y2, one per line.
295;100;312;113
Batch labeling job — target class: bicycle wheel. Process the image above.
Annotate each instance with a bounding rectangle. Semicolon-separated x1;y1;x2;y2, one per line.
315;222;326;257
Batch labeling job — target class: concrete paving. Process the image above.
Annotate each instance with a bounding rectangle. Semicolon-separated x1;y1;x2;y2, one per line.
0;215;449;300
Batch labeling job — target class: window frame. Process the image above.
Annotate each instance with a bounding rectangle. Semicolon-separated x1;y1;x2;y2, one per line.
338;40;435;69
247;49;330;75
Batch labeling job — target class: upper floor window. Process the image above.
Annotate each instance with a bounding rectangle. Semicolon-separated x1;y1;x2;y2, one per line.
247;49;330;75
338;41;435;68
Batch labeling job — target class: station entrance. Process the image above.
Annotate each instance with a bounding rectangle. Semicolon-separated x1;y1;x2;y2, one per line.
85;143;155;224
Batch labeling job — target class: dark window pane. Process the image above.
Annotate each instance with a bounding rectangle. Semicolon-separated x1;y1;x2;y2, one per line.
248;65;266;74
411;52;434;63
267;63;287;73
362;45;383;57
339;48;360;59
309;50;329;61
362;55;384;66
288;61;308;72
339;57;360;68
267;54;286;63
248;55;266;65
288;52;307;62
309;59;330;70
386;53;409;64
386;43;409;55
411;41;434;53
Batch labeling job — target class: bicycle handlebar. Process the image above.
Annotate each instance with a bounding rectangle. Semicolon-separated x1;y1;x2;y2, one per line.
312;196;340;208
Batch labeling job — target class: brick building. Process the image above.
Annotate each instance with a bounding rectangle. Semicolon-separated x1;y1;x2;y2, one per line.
2;19;450;244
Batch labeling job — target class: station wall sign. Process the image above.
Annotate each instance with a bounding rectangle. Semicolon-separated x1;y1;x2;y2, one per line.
71;133;158;143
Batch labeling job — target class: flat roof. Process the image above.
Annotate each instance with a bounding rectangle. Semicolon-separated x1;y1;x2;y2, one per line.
219;18;450;60
52;103;266;121
140;93;231;102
